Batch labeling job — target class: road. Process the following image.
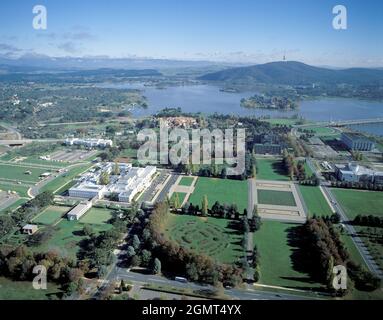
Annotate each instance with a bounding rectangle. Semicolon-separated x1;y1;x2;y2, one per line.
29;162;89;197
104;267;316;300
322;186;383;278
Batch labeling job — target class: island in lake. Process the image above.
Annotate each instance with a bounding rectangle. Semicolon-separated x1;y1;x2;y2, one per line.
240;94;299;110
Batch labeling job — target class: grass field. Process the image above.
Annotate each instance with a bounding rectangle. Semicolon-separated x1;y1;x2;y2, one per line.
253;220;324;290
80;207;114;225
19;156;69;168
331;189;383;219
0;277;62;300
165;213;243;264
188;177;248;213
0;183;29;197
299;186;333;217
32;205;70;225
257;190;296;206
170;192;187;205
178;177;194;186
40;164;92;194
256;158;289;181
0;164;49;183
304;126;339;137
33;220;112;260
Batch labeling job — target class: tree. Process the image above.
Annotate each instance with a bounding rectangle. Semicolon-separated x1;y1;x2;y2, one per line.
112;162;120;175
141;249;152;267
173;193;181;209
186;263;199;281
127;246;136;258
99;171;110;185
83;225;94;237
131;255;141;267
152;258;161;275
201;195;208;216
252;164;257;179
132;235;140;250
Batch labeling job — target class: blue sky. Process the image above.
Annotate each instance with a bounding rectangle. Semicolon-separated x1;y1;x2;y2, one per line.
0;0;382;66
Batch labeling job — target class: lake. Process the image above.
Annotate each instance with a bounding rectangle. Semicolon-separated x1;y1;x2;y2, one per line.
99;83;383;123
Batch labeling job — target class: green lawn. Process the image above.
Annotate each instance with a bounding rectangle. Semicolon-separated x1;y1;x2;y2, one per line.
304;126;339;137
257;190;296;206
0;183;30;197
0;277;62;300
0;164;49;183
331;189;383;219
256;158;289;181
165;213;244;264
20;156;69;168
188;177;248;213
80;207;114;225
299;186;333;217
32;205;70;225
33;220;112;260
40;164;92;194
253;220;324;290
178;177;194;186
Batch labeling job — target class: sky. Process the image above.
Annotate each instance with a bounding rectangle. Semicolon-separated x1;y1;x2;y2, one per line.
0;0;382;67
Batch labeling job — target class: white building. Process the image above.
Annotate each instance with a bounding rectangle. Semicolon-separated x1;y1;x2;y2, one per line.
65;138;113;148
335;162;383;184
68;163;156;203
67;201;92;221
22;224;38;235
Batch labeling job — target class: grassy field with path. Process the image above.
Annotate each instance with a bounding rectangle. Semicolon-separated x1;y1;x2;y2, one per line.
165;213;243;265
256;158;289;181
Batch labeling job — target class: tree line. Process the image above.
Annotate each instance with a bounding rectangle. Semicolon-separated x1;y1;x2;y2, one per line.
0;245;84;298
353;214;383;228
300;217;380;295
0;191;54;239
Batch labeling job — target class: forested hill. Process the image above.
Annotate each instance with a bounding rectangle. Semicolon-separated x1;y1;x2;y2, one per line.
198;61;383;86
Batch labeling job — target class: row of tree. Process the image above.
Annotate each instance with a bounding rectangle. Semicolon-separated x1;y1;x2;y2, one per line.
301;218;380;295
171;197;244;221
353;214;383;228
330;180;383;191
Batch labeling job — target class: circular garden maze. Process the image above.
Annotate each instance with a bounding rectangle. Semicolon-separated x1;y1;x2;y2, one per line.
166;218;231;257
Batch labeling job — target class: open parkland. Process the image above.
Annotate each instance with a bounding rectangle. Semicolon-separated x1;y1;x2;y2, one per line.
0;142;382;300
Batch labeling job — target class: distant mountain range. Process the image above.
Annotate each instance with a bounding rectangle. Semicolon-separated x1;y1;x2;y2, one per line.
0;54;237;72
198;61;383;86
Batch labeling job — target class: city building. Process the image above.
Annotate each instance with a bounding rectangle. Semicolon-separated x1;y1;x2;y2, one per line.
254;143;282;155
253;133;284;155
335;162;383;184
341;132;375;151
65;138;113;148
22;224;38;235
67;201;92;221
68;162;156;203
